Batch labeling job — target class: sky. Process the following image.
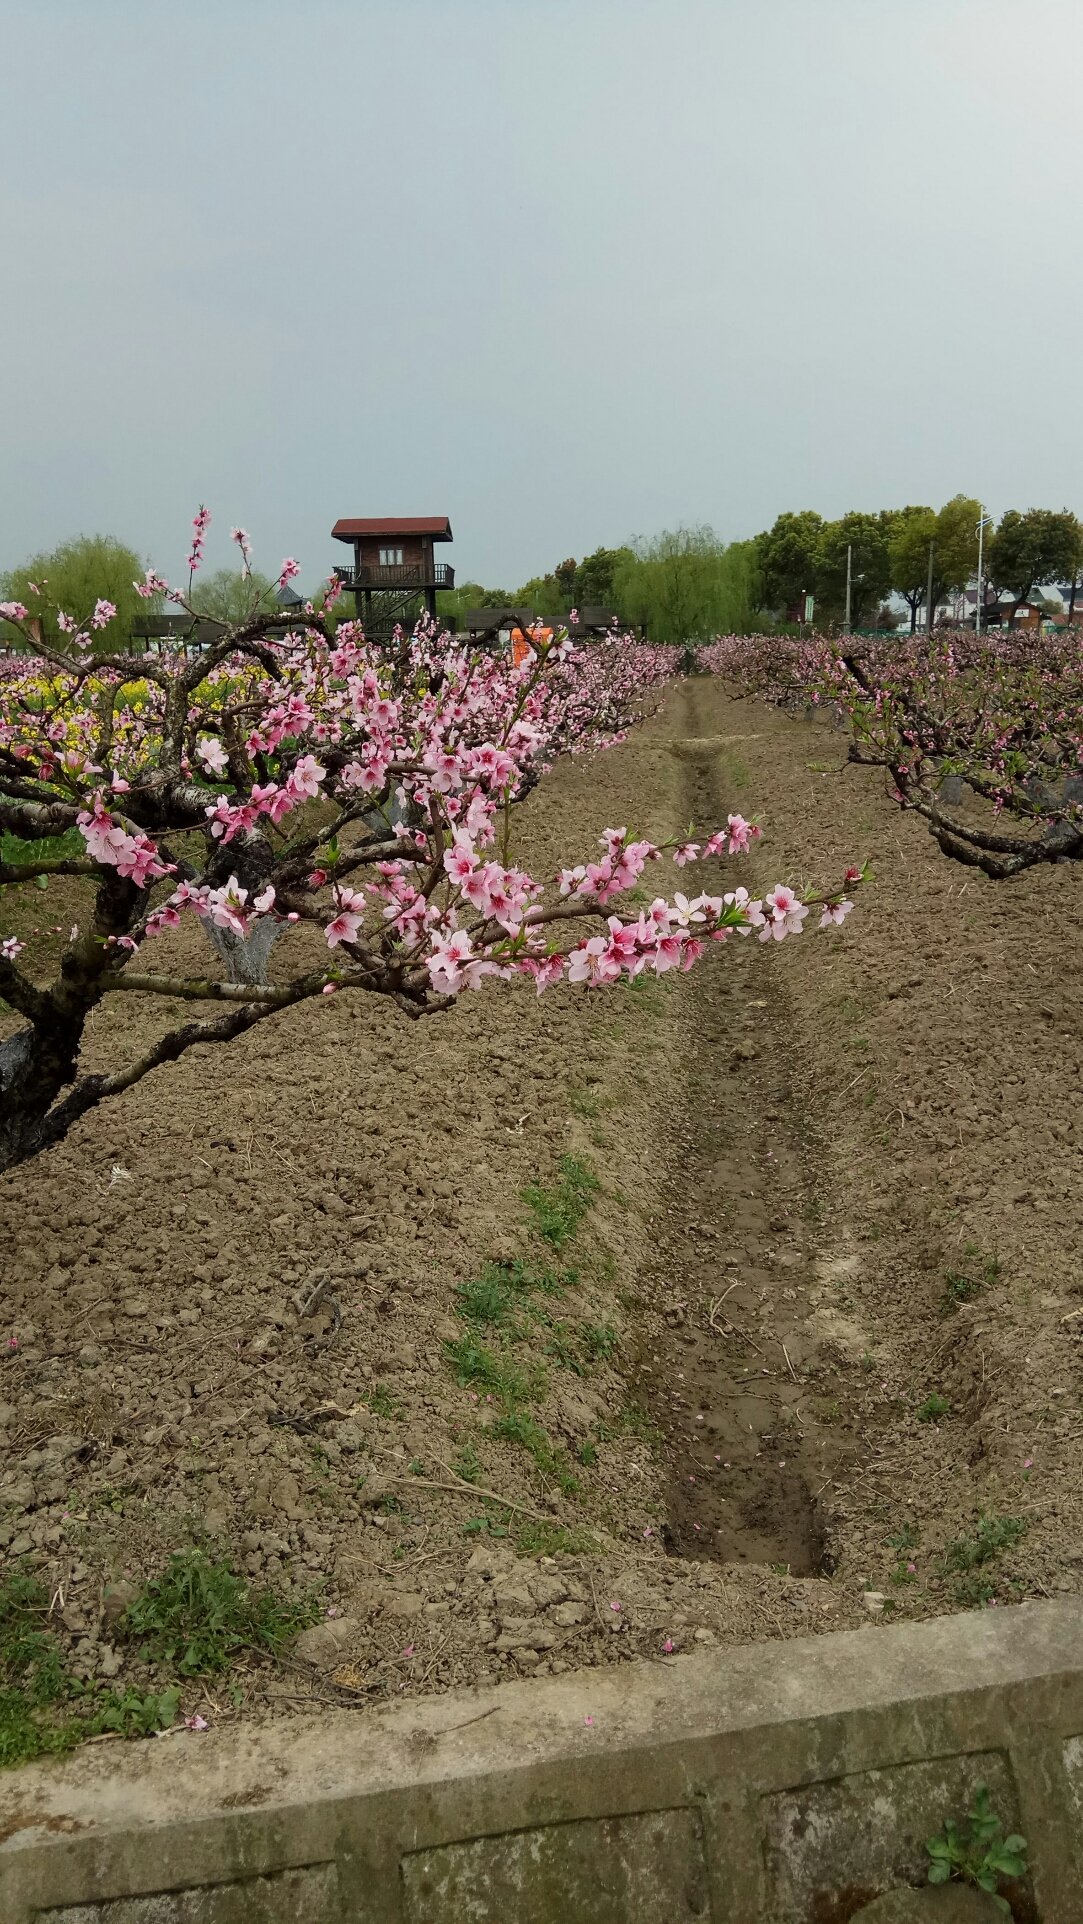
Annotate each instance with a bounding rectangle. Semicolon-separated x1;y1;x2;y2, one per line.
2;0;1081;592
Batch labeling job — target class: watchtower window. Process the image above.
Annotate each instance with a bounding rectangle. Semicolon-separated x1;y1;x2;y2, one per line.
378;546;404;566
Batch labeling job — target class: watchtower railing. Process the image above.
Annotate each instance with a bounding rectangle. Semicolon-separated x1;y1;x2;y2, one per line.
335;562;455;592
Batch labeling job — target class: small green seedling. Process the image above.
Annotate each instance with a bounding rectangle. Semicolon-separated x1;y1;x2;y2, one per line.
462;1516;509;1538
917;1392;951;1423
452;1443;482;1484
942;1244;1001;1315
926;1782;1027;1912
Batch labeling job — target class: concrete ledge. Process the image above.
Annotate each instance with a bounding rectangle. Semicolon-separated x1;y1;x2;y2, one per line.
2;1601;1082;1921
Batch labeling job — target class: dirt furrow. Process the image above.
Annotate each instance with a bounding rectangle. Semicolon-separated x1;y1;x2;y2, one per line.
632;680;863;1575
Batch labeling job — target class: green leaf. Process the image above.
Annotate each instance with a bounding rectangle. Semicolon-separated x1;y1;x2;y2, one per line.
989;1844;1027;1876
927;1861;951;1885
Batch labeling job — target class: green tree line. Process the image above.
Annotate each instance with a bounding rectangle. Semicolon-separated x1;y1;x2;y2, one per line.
6;504;1083;653
754;499;1083;631
441;528;766;644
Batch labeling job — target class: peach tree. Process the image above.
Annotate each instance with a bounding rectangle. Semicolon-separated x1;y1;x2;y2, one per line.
0;516;856;1172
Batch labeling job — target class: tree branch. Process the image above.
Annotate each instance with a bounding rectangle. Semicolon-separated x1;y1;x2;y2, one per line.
0;857;98;884
0;957;52;1023
105;969;334;1004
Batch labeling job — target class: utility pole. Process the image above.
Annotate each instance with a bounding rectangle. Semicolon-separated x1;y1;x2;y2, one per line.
844;544;852;633
925;540;936;634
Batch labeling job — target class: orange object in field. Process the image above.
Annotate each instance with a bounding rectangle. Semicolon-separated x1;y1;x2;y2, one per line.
510;625;551;665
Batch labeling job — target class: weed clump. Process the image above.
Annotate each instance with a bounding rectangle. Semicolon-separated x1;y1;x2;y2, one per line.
121;1550;319;1676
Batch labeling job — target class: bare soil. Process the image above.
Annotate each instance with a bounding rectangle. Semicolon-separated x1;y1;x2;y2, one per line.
1;675;1079;1728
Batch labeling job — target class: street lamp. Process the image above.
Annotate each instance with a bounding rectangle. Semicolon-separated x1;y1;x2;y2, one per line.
975;507;995;636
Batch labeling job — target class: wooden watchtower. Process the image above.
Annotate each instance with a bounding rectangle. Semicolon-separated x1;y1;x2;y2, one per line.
331;516;454;632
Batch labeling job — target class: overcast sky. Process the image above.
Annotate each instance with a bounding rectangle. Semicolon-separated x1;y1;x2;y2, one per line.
3;0;1080;591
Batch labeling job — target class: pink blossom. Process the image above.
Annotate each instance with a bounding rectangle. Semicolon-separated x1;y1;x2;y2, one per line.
134;569;170;599
819;898;853;929
325;910;363;948
759;884;809;942
204;877;252;937
725;812;759;854
1;936;25;961
287;754;326;801
183;1714;209;1731
278;557;301;587
0;601;29;621
187;505;211;574
91;598;117;630
197;737;229;779
443;838;478;884
522;953;565;994
567;936;622;986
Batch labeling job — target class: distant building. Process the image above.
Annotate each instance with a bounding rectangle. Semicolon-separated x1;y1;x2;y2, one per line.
130;614;226;652
462;607;539;640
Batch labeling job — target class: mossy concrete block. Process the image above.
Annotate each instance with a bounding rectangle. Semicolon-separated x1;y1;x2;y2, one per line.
37;1863;341;1922
401;1807;709;1922
853;1888;1007;1921
763;1750;1022;1921
3;1603;1083;1922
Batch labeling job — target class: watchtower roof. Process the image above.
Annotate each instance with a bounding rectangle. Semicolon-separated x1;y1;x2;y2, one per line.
331;516;453;544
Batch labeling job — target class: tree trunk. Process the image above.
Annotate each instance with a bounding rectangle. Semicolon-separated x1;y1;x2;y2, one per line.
204;919;282;986
0;1014;84;1174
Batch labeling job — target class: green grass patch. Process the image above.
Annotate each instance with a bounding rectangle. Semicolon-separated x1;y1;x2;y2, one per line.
363;1382;404;1420
0;826;84;870
540;1321;586;1374
454;1257;568;1331
582;1322;619;1363
0;1571;181;1768
595;1401;662;1451
941;1514;1027;1605
490;1410;579;1493
121;1550;319;1676
444;1334;535;1405
568;1085;604;1119
513;1521;599;1558
523;1156;600;1249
